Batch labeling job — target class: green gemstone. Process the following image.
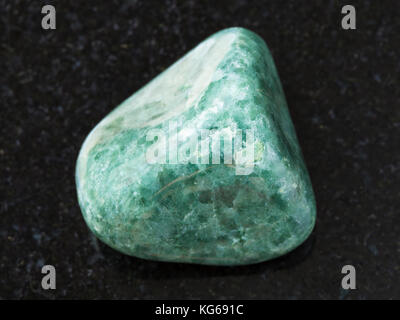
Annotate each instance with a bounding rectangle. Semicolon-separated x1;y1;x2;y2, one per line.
76;27;316;265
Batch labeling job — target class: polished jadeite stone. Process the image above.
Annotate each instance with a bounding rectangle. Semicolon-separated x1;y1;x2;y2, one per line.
76;27;316;265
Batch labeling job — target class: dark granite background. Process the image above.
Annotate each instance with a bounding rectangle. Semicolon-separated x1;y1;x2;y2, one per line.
1;0;399;299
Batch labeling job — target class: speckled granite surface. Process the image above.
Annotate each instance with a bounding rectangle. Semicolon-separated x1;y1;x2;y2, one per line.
1;0;399;299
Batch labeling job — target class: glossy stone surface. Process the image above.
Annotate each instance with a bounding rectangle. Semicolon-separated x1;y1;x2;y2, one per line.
76;27;316;265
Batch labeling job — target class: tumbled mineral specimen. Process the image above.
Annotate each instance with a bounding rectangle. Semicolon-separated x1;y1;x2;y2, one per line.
76;27;316;265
